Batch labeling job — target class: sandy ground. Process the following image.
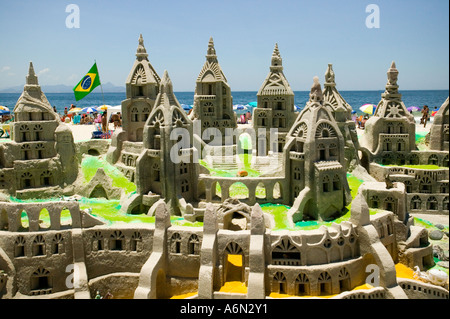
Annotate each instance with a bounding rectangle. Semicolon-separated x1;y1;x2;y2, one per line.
66;122;122;142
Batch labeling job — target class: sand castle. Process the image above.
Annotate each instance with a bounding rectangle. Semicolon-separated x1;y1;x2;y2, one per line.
0;35;448;300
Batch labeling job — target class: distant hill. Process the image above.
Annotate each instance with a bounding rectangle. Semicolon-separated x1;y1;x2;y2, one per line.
0;82;125;93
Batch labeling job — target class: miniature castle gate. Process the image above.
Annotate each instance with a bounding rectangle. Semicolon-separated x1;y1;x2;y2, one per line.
198;175;286;205
0;201;81;232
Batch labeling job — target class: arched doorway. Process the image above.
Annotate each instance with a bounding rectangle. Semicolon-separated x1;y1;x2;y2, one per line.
223;242;245;283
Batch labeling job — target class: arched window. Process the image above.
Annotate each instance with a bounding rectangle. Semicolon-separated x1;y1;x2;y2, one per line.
31;267;52;292
409;154;419;165
110;230;125;250
443;197;449;211
295;273;310;296
318;271;332;295
273;272;287;294
329;143;338;158
171;233;182;254
181;179;189;193
188;234;200;255
410;195;422;210
404;181;413;193
419;177;432;194
51;234;64;254
131;231;142;252
370;195;380;208
338;268;351;292
131;107;139;122
427;196;438;210
32;235;46;256
40;171;53;187
384;196;396;212
92;231;104;251
15;236;26;257
21;172;33;189
318;144;326;161
272;237;301;266
428;154;439;166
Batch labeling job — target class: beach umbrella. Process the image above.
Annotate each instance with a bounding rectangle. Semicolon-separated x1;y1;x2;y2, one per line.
81;106;98;113
359;104;376;115
68;107;83;113
181;104;192;112
294;105;302;111
407;106;420;112
0;106;9;111
0;109;10;115
248;101;257;107
432;110;438;117
97;104;112;111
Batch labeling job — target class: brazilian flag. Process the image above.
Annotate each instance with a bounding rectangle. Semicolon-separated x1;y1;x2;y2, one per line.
73;62;101;101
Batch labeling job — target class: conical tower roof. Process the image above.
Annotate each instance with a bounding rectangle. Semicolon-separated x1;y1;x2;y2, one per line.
126;34;160;89
196;37;227;83
257;43;293;96
373;61;413;120
322;64;352;113
136;33;149;61
13;62;54;116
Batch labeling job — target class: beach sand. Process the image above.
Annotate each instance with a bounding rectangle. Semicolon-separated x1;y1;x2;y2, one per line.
67;122;122;142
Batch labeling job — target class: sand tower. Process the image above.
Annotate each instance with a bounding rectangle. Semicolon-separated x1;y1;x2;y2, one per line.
359;61;416;166
285;76;351;222
253;44;296;157
322;63;360;170
106;34;160;182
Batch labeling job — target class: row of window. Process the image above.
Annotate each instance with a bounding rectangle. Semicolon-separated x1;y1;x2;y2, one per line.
13;234;64;257
271;268;351;296
19;170;54;189
91;230;143;252
381;152;449;167
410;196;449;211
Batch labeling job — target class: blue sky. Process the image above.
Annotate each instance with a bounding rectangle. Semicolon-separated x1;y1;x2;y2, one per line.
0;0;448;91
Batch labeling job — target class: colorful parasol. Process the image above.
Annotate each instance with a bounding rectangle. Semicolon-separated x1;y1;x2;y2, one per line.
359;104;376;115
68;107;83;113
81;107;98;113
407;106;420;112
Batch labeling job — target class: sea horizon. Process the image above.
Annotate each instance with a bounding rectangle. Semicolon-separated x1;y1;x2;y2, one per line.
1;89;448;116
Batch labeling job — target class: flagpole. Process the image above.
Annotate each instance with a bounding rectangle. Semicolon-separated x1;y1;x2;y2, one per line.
95;59;106;111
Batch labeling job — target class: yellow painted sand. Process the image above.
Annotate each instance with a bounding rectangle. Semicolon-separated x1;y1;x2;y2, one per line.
395;263;416;279
219;281;248;294
170;291;197;299
269;283;374;299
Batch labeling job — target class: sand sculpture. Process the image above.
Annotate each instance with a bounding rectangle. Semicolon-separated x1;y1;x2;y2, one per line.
0;36;448;300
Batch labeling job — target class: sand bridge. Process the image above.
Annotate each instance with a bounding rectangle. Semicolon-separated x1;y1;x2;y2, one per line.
198;175;286;205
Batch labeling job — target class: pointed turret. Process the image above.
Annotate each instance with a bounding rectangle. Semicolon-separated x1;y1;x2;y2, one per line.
270;43;283;71
324;63;335;86
160;70;173;95
136;34;149;61
253;44;295;156
26;61;39;85
206;36;217;63
359;61;416;161
308;76;324;104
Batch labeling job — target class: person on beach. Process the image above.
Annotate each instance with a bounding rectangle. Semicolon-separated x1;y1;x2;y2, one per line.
420;105;429;128
111;112;121;129
101;112;108;133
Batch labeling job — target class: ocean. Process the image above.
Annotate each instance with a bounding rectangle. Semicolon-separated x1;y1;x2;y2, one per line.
0;90;448;116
